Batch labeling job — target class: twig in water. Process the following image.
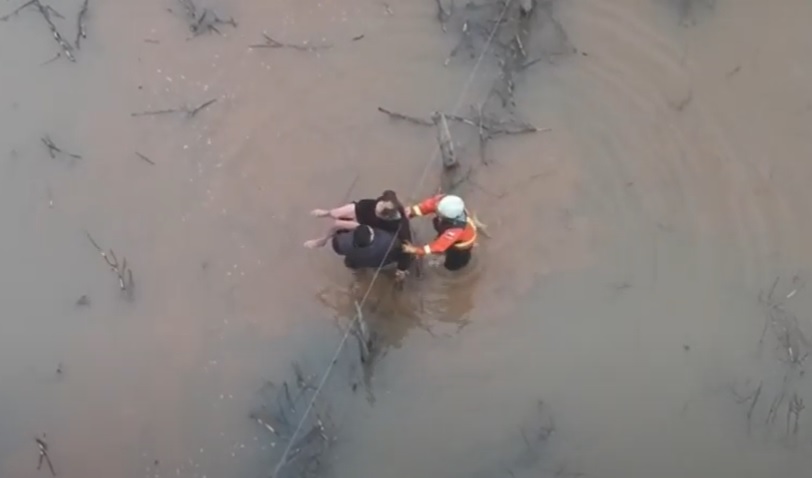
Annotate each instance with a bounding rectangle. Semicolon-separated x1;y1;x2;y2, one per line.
376;107;433;126
186;98;217;118
35;437;56;476
175;0;236;37
131;108;180;117
40;52;61;65
131;98;217;118
0;0;37;22
75;0;89;49
85;231;135;296
144;38;160;44
518;57;544;71
473;104;491;165
766;389;786;427
746;381;762;427
432;112;457;169
514;33;527;59
41;135;82;159
135;152;155;165
250;33;332;51
790;394;804;436
352;34;365;41
2;0;75;61
351;301;371;363
34;1;75;61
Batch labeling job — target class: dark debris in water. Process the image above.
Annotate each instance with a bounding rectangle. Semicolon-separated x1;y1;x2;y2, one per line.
728;276;811;442
251;364;335;478
172;0;236;38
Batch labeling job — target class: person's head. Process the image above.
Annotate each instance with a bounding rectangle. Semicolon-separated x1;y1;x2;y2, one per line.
437;195;466;221
353;225;374;248
375;190;403;221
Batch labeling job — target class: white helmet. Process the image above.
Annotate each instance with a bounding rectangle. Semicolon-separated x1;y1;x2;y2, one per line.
437;195;465;220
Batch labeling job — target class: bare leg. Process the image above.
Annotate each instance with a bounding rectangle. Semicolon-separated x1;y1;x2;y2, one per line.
310;203;357;219
304;219;361;248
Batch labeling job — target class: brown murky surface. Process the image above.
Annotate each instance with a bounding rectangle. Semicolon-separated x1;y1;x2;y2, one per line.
3;0;812;476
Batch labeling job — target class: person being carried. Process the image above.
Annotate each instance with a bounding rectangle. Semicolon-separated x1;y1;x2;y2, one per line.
305;190;412;250
401;194;478;271
332;225;412;279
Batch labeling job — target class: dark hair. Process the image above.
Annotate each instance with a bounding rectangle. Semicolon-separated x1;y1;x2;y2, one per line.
353;225;374;248
377;190;412;244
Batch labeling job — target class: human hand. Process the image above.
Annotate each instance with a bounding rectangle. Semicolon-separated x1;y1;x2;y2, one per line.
401;243;420;254
310;208;330;217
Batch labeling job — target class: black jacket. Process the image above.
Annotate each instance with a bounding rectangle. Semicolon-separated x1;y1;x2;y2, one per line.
333;229;411;271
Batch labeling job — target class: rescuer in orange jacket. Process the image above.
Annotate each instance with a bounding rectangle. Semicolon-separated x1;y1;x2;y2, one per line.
401;194;477;271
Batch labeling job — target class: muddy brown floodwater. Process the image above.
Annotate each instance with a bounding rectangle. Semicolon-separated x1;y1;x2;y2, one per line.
2;0;812;476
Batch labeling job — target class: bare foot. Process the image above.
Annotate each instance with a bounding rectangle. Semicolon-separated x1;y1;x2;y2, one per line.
304;238;328;249
310;209;330;217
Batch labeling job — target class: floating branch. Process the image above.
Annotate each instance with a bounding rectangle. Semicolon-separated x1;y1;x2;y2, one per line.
85;231;135;297
41;135;82;159
131;98;217;118
174;0;236;37
135;152;155;165
432;112;458;169
376;106;433;126
252;365;335;478
788;393;804;436
40;52;61;66
75;0;89;49
250;33;332;51
35;436;56;476
353;301;371;363
377;106;547;137
1;0;75;61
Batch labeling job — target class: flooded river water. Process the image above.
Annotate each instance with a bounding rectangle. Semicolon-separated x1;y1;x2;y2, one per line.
2;0;812;476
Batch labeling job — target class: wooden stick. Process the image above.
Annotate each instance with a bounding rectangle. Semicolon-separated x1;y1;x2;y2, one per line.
75;0;89;49
131;98;217;118
746;381;762;433
186;98;217;117
40;52;61;65
0;0;37;22
377;107;433;126
2;1;75;61
250;33;332;51
432;112;457;169
33;0;75;62
135;152;156;165
41;135;82;159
